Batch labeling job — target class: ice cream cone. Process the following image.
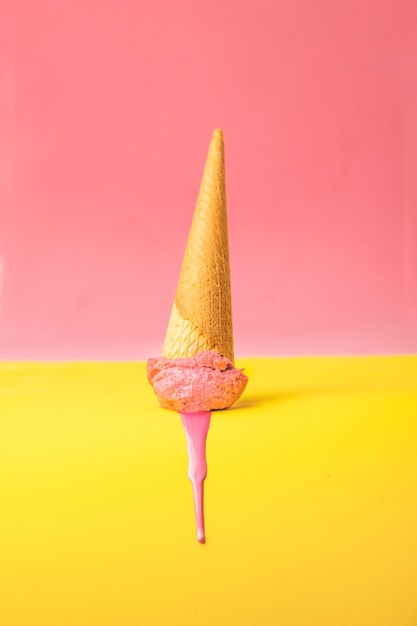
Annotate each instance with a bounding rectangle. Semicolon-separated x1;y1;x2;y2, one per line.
162;129;234;363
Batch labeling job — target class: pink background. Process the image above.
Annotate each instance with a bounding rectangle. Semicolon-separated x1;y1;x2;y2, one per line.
1;0;417;359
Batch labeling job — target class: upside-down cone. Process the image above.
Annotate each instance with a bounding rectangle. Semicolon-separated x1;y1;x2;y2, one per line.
162;129;234;363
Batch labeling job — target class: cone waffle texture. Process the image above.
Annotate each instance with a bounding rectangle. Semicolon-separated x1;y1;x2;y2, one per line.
162;129;234;363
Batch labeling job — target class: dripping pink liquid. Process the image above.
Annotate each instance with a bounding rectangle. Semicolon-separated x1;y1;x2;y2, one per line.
179;411;212;544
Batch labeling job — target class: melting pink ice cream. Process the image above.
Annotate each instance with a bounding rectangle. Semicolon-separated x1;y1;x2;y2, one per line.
147;350;248;412
180;411;211;544
147;350;248;543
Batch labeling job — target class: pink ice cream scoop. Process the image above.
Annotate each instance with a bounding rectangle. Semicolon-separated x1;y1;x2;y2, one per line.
147;350;248;412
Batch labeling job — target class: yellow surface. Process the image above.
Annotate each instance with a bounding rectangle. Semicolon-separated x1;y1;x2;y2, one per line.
1;357;417;626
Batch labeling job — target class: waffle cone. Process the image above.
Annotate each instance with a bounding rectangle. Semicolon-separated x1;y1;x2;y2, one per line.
162;129;234;363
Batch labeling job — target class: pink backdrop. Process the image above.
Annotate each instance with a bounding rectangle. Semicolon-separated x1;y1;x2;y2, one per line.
1;0;417;359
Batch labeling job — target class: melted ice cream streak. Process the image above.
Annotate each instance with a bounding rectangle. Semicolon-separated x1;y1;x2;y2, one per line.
180;412;211;544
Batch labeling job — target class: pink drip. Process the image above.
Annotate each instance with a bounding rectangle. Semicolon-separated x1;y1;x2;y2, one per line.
179;411;212;544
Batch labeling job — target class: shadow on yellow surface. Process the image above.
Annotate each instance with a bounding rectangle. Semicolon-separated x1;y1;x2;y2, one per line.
1;357;416;625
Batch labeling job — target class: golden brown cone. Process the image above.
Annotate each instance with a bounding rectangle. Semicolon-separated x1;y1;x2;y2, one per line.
162;129;234;362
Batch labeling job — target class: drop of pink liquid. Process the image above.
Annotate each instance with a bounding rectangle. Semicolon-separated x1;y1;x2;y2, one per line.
179;411;212;544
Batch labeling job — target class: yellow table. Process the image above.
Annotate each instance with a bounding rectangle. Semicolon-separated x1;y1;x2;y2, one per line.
1;357;416;625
